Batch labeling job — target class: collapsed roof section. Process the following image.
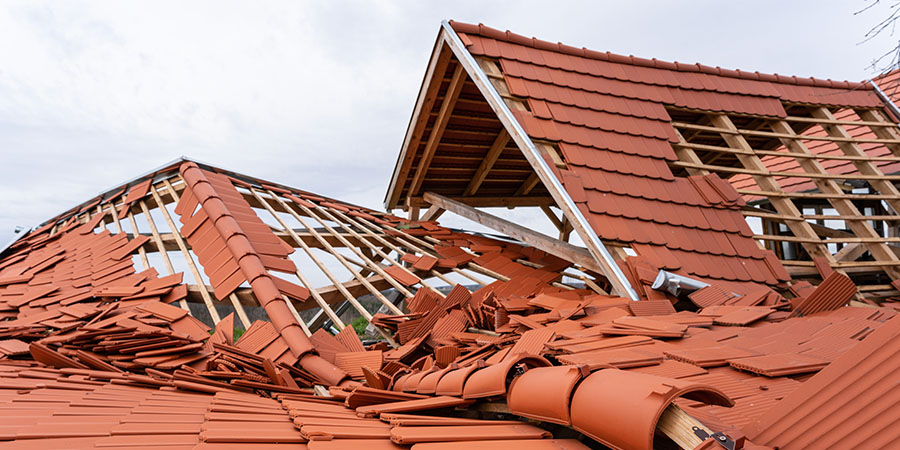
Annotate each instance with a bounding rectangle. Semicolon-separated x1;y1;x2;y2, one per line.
0;157;605;370
387;20;900;301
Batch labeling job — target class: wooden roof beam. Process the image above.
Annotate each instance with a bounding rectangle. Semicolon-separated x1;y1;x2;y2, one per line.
423;191;605;274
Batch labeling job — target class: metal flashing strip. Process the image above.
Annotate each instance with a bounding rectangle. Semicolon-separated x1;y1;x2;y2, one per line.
439;20;639;301
870;78;900;124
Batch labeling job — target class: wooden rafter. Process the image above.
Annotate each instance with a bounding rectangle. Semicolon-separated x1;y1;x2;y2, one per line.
464;129;511;196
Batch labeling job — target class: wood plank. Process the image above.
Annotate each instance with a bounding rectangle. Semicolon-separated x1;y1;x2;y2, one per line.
737;189;899;201
673;121;900;144
674;141;900;162
785;115;898;127
669;160;900;181
657;404;709;450
754;234;900;244
423;191;602;273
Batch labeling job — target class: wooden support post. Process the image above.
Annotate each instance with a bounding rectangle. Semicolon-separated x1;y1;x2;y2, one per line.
148;187;220;323
559;216;573;242
540;205;564;232
464;129;511;196
423;191;605;274
408;63;467;196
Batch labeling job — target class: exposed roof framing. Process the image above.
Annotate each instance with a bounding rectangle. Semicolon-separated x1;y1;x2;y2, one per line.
4;158;605;345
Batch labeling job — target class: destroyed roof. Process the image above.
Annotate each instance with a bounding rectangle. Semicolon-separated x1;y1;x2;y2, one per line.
2;157;898;449
3;21;900;450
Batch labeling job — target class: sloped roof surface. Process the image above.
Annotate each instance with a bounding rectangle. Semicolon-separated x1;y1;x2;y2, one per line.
446;21;878;286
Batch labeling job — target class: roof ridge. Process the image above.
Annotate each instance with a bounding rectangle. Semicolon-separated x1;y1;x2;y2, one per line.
449;20;872;91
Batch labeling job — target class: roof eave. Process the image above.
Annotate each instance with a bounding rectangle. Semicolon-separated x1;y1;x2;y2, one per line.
384;26;451;211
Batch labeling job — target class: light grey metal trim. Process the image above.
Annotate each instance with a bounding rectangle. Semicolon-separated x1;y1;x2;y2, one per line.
870;79;900;124
0;226;34;257
440;21;639;301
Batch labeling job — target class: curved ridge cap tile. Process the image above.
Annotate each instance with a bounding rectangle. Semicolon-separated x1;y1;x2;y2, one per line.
402;368;436;393
507;364;589;425
569;368;732;450
461;354;551;399
434;361;486;396
446;20;871;91
299;354;346;387
391;371;421;392
416;365;456;394
179;162;346;385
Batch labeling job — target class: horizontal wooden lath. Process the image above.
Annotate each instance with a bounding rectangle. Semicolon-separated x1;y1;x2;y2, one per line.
670;104;900;292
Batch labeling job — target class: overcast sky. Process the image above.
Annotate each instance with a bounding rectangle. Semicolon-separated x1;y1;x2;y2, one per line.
1;0;898;246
